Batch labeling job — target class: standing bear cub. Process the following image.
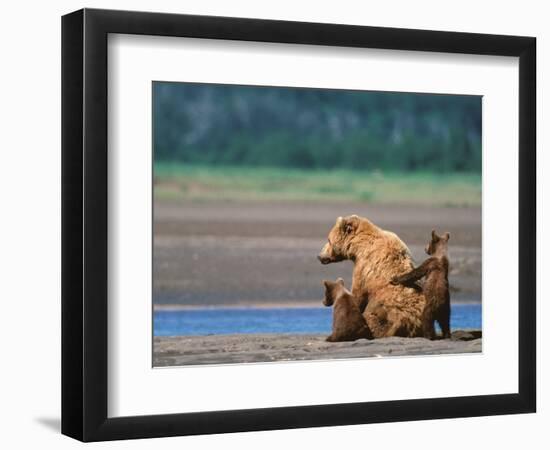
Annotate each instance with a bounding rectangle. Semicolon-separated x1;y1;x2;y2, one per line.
391;230;451;340
323;278;372;342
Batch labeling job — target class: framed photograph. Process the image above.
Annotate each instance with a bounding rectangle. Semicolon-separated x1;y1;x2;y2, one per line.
61;8;536;442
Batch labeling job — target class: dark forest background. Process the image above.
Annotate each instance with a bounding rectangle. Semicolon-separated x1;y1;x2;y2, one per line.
153;82;481;173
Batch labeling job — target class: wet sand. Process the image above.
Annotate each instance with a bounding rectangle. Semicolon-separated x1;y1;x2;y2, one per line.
154;331;482;367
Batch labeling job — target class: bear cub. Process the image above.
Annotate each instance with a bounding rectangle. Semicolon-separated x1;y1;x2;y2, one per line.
323;278;372;342
391;230;451;340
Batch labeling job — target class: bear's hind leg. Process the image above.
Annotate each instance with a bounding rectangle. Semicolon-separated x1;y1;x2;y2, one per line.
422;308;436;340
357;325;373;340
423;322;435;340
385;320;407;337
437;308;451;339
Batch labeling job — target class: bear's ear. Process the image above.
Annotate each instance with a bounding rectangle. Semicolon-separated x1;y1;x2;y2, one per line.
336;277;345;286
431;229;439;241
443;232;450;241
342;215;360;235
323;280;331;289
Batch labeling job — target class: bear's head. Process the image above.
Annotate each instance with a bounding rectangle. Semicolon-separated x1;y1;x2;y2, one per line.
318;215;363;264
322;278;346;307
425;229;450;256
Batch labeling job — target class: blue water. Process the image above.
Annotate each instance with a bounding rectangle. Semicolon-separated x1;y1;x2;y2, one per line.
154;304;481;337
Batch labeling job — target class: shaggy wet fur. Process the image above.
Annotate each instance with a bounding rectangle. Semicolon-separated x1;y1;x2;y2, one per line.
318;215;425;338
391;230;451;340
323;278;372;342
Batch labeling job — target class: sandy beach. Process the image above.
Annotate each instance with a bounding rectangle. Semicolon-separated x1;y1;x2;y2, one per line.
153;199;482;366
153;330;482;367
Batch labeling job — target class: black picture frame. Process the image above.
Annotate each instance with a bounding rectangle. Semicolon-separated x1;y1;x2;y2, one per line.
61;8;536;442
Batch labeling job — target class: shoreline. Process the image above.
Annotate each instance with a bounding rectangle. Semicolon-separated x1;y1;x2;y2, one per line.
153;300;482;311
153;331;482;367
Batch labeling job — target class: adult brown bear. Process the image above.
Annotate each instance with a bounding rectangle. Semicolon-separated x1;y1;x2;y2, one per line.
318;215;426;338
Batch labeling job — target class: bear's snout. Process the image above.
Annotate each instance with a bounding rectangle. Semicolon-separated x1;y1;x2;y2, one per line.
318;254;332;265
318;242;334;264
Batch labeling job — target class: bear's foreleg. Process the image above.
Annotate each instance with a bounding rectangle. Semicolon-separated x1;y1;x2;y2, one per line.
391;259;433;285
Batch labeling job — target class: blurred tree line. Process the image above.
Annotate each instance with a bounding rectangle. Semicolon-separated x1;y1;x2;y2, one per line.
153;82;481;172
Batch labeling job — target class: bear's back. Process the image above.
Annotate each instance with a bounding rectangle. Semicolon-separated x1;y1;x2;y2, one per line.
356;229;426;338
331;293;371;340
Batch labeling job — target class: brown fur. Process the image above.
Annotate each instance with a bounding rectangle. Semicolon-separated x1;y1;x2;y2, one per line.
323;278;372;342
391;230;451;340
318;215;425;338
